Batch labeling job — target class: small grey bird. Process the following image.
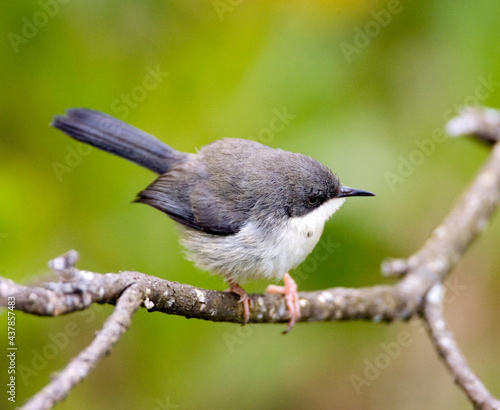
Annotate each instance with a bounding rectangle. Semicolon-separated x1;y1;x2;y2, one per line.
52;108;374;332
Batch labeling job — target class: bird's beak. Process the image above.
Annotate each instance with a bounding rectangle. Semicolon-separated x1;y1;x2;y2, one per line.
337;186;375;198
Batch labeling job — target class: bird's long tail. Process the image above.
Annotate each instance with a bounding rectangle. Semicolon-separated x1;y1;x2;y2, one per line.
51;108;188;174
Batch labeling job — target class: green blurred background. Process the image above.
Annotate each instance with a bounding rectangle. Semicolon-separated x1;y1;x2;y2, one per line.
2;1;500;409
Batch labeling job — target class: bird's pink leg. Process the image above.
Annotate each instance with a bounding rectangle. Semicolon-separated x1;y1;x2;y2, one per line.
266;273;301;333
227;279;253;324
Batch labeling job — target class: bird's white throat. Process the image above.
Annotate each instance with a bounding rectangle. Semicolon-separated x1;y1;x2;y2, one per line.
284;197;346;266
288;197;346;238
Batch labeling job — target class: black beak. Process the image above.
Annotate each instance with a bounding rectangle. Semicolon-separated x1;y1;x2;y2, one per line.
337;186;375;198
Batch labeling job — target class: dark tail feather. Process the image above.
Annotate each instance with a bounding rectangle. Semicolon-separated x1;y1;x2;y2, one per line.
51;108;188;174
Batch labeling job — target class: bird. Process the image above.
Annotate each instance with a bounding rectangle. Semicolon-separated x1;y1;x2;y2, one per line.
52;108;374;332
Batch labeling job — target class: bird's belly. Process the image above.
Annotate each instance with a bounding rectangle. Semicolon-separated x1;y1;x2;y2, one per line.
181;217;327;284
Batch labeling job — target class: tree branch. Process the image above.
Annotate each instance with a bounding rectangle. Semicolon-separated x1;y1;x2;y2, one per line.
422;284;500;410
20;284;143;410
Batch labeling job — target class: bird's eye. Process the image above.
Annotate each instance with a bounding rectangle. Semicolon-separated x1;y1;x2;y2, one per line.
307;195;321;206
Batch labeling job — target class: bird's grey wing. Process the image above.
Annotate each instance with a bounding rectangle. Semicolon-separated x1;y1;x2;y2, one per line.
189;182;247;235
136;165;246;235
135;173;199;230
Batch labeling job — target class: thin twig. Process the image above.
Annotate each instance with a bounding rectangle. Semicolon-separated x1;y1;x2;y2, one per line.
422;284;500;410
384;140;500;281
20;284;144;410
447;106;500;143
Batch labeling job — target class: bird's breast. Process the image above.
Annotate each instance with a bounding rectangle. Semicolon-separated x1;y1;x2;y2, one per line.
277;197;346;270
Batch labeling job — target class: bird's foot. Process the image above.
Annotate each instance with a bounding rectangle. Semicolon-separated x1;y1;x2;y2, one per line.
227;279;253;324
266;273;301;334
